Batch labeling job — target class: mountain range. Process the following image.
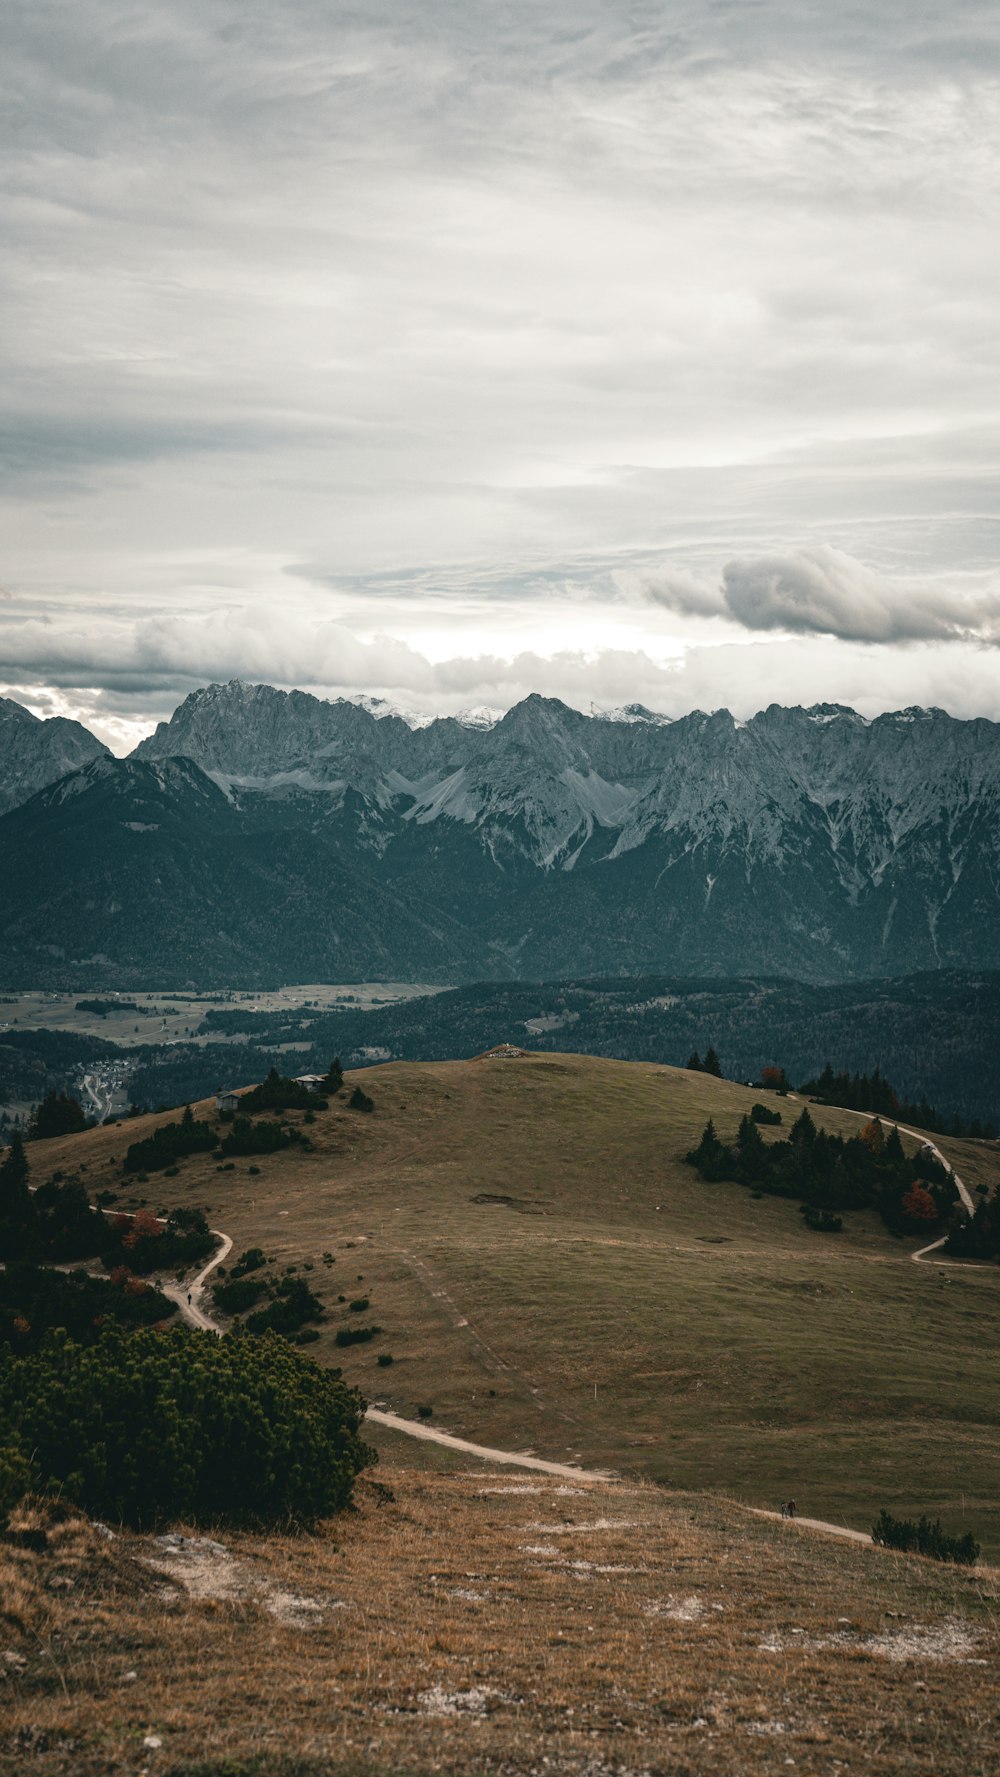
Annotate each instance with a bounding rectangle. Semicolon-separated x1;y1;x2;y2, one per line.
1;681;998;986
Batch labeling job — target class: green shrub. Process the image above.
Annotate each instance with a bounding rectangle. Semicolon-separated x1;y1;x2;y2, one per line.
750;1102;782;1126
231;1246;267;1278
348;1296;369;1312
1;1261;176;1350
220;1118;296;1158
212;1276;269;1315
348;1085;374;1113
123;1106;217;1174
0;1324;373;1527
417;1404;433;1418
376;1353;394;1367
871;1508;980;1565
246;1277;324;1336
334;1324;382;1348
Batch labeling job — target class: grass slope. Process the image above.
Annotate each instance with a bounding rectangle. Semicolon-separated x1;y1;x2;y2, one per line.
31;1052;1000;1554
2;1470;998;1777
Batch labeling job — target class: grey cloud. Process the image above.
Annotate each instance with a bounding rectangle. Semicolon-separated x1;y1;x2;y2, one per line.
2;3;1000;724
721;547;1000;643
635;546;1000;645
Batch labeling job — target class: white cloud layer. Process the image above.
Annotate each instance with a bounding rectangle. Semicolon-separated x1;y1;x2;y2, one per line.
1;3;998;731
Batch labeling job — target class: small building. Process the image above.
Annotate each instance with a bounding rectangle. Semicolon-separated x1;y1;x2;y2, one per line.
294;1074;326;1090
215;1088;241;1114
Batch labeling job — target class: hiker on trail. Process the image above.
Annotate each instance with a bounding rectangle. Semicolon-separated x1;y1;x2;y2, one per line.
786;1499;797;1519
187;1292;192;1305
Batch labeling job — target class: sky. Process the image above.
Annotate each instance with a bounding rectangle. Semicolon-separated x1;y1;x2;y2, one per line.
1;1;999;751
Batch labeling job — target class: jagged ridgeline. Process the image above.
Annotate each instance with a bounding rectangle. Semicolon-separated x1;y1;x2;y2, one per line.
2;685;1000;985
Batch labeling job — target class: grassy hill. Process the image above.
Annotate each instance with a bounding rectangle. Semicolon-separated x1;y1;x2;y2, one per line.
3;1467;998;1777
31;1051;1000;1555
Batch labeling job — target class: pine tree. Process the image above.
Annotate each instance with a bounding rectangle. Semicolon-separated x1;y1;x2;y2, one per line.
790;1107;817;1146
686;1051;703;1072
323;1056;344;1093
702;1046;722;1078
0;1134;33;1254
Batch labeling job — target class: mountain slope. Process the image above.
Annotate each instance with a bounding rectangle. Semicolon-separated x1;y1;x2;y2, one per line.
0;754;484;985
0;695;108;815
127;683;1000;983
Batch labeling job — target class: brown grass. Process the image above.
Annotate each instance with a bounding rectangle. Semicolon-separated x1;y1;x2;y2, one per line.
31;1052;1000;1553
2;1468;998;1777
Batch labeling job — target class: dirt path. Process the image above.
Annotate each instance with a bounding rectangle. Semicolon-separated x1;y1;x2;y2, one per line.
162;1232;233;1329
750;1507;871;1546
365;1407;614;1480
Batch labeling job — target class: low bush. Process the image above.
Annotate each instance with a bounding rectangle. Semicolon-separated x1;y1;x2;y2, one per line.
245;1276;324;1336
0;1324;373;1526
348;1085;374;1113
750;1102;782;1126
377;1352;394;1367
871;1508;979;1565
211;1276;269;1315
230;1246;267;1278
348;1296;369;1312
219;1117;297;1158
801;1205;843;1233
334;1323;382;1348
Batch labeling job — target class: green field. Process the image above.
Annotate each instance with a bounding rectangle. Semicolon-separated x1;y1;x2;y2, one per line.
36;1050;1000;1556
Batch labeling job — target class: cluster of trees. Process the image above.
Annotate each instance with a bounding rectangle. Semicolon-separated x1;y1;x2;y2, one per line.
26;1090;89;1140
238;1067;327;1114
871;1508;979;1566
685;1108;959;1234
800;1063;997;1140
944;1191;1000;1263
123;1105;216;1174
0;1133;216;1272
686;1047;721;1076
0;1260;176;1351
218;1116;303;1157
1;1135;105;1262
0;1325;372;1528
211;1262;325;1337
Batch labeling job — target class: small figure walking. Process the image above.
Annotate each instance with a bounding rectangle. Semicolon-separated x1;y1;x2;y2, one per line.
187;1292;192;1306
786;1498;797;1520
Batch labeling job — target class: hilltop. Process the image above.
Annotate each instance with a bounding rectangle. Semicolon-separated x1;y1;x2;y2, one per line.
30;1051;1000;1557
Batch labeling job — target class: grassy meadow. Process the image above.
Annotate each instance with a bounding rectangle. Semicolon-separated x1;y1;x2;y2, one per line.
32;1051;1000;1555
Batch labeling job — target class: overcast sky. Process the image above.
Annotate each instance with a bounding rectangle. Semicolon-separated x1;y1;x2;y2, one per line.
2;1;999;749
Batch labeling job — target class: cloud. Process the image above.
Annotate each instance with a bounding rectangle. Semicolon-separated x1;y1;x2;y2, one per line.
5;598;1000;758
2;3;1000;732
636;546;1000;644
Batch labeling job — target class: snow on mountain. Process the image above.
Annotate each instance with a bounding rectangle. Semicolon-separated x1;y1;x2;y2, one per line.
4;680;999;984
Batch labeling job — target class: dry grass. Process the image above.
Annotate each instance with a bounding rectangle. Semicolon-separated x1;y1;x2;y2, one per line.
32;1052;1000;1553
2;1469;998;1777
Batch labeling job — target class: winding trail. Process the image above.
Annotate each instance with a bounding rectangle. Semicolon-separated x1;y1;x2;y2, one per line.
162;1111;996;1515
161;1231;232;1328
